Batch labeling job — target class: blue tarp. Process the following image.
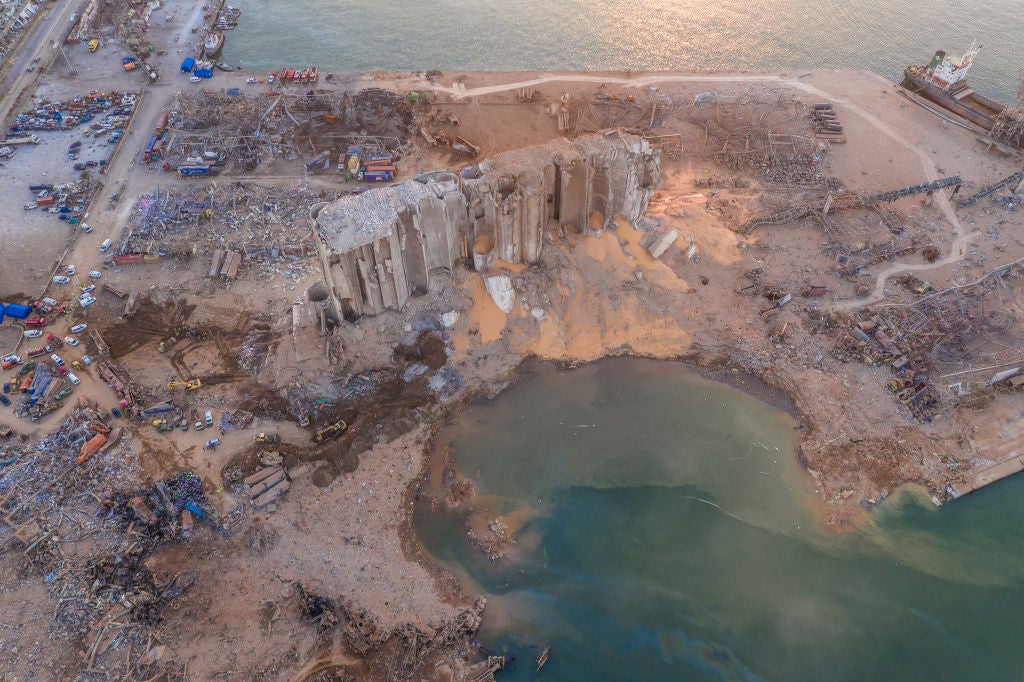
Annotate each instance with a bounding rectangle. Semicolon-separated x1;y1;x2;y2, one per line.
3;303;31;319
180;57;195;72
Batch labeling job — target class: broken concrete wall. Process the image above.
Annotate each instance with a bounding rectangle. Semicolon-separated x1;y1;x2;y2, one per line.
316;134;660;317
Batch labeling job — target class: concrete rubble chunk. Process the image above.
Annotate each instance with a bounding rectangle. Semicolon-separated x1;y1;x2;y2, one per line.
484;275;515;313
441;311;460;328
647;229;679;259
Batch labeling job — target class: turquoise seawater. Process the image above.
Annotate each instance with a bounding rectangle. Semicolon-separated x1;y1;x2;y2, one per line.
414;359;1024;681
222;0;1024;101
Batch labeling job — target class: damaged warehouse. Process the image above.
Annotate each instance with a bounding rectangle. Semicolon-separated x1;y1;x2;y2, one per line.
314;133;660;317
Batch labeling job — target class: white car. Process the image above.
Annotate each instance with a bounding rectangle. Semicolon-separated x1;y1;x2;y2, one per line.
24;330;42;338
88;270;102;278
67;264;75;276
78;295;96;308
190;75;202;83
268;75;275;83
67;372;80;385
23;203;37;210
71;323;87;333
82;224;93;233
64;336;79;346
80;284;96;294
50;353;64;366
53;275;70;284
246;77;257;84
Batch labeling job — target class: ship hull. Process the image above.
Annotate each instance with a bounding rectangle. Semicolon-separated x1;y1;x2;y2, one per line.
902;67;1002;131
204;31;224;56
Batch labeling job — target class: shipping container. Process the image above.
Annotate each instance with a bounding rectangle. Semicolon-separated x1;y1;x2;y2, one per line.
155;111;169;134
180;57;195;72
362;170;394;182
193;69;213;79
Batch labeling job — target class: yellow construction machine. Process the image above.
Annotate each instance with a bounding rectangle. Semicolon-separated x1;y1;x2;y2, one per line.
167;378;203;390
253;432;281;444
314;419;348;442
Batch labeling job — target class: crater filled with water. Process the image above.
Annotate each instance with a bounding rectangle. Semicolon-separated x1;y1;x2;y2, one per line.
416;358;1024;681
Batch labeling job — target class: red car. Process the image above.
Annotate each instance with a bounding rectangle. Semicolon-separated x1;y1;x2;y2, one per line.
46;333;63;348
25;317;47;327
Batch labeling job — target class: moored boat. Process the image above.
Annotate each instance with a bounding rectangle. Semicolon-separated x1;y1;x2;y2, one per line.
204;29;224;56
310;66;318;82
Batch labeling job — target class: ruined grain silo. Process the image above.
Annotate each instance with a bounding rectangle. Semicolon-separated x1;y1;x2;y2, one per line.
315;133;660;318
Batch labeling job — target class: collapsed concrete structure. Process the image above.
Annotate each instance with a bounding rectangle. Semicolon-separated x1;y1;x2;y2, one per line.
314;133;661;317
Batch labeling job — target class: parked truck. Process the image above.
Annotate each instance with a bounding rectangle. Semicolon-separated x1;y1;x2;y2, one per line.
143;134;159;161
33;297;57;314
5;135;40;145
178;164;216;176
359;167;394;182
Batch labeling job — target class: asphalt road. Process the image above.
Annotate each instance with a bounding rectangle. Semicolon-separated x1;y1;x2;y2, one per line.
0;0;88;125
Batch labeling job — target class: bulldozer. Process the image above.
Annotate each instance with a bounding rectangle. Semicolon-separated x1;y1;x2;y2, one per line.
167;378;202;390
254;432;281;444
314;419;347;443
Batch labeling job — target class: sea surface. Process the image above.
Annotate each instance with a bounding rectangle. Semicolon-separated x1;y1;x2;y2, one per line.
222;0;1024;101
415;359;1024;680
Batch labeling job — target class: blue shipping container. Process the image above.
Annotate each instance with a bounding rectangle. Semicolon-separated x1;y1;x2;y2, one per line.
362;170;394;182
180;57;195;72
0;304;5;323
3;303;31;319
194;69;213;79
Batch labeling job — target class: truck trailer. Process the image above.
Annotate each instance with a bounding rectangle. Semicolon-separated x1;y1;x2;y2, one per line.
178;164;214;176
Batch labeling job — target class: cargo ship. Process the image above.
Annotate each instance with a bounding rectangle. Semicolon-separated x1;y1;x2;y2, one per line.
902;43;1023;147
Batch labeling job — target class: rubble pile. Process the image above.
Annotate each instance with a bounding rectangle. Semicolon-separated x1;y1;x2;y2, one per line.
9;361;76;423
118;182;319;273
286;368;393;424
689;87;831;187
164;87;415;174
0;405;223;675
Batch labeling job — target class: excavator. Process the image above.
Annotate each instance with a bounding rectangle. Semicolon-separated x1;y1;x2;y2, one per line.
314;419;347;443
167;378;202;390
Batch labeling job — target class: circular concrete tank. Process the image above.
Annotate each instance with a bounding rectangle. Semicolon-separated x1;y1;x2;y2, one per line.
472;235;496;273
